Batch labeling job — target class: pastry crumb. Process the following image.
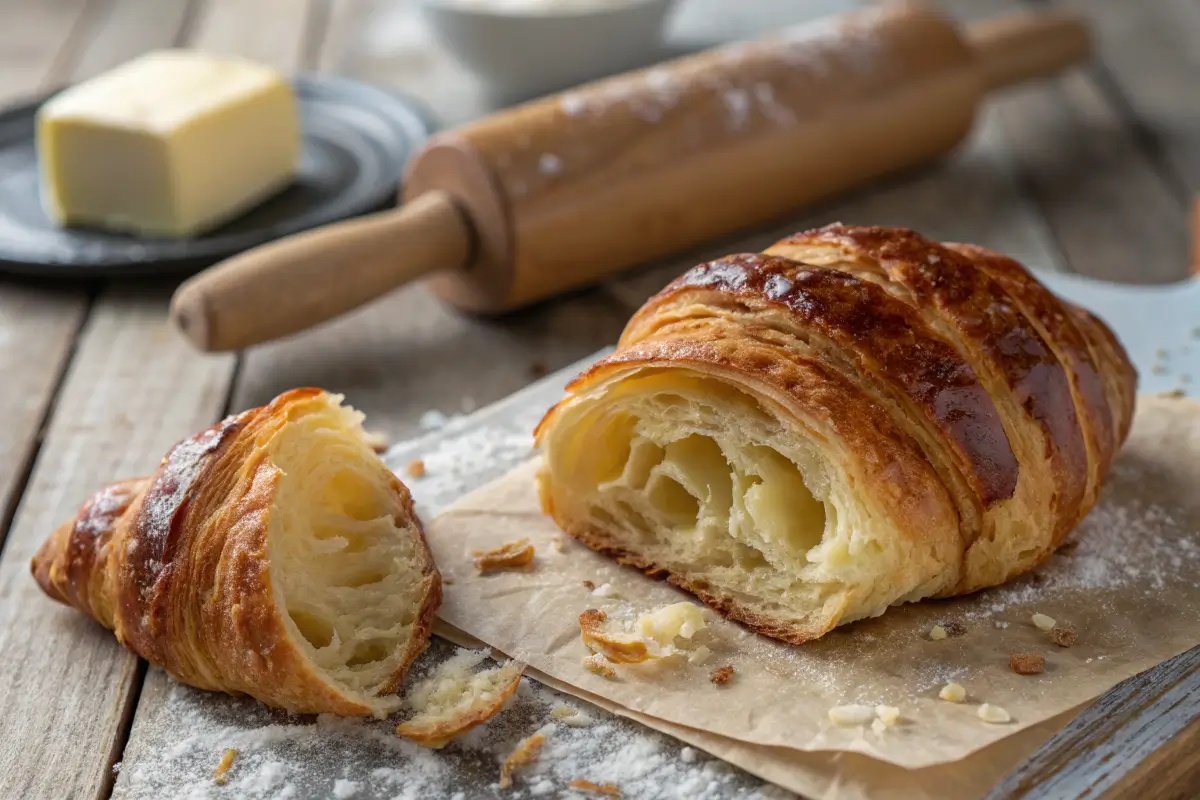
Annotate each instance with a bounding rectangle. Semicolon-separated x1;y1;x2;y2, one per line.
591;582;620;598
405;458;426;478
1156;348;1169;359
396;658;526;748
569;779;621;796
993;621;1009;629
1050;625;1077;648
529;360;549;378
363;430;389;453
828;704;875;726
1151;364;1168;375
875;705;900;726
579;609;653;663
213;748;237;785
1160;388;1187;399
939;682;966;703
582;653;617;678
499;731;545;789
977;703;1011;724
553;536;567;553
636;602;707;647
582;580;595;591
871;718;887;736
474;539;535;572
941;621;966;637
929;624;947;640
549;704;593;727
1010;653;1045;675
1031;612;1056;631
688;645;712;665
443;577;455;585
710;666;735;685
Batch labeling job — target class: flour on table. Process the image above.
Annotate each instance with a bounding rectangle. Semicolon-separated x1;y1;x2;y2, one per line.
114;641;783;800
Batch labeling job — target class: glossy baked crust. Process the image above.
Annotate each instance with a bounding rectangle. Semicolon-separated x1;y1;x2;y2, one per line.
31;388;441;716
535;225;1136;644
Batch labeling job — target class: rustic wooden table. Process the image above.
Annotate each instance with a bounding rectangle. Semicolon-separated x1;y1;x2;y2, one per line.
1;0;1197;798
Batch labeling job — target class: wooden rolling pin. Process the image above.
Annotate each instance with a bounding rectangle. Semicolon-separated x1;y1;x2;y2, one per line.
171;3;1091;351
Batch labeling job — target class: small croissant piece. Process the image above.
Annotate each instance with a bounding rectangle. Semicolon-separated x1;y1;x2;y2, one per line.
536;225;1137;644
31;388;441;717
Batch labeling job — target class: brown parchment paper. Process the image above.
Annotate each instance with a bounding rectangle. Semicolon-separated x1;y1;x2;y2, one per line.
437;619;1083;800
425;396;1200;770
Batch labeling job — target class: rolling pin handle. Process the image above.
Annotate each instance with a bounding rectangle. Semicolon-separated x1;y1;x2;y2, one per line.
170;190;474;352
966;9;1092;91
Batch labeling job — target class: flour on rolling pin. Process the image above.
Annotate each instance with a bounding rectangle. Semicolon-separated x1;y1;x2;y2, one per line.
173;3;1091;351
422;0;985;314
494;8;912;204
557;14;884;130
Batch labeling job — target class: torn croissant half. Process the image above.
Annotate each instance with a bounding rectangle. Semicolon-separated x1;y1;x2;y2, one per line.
535;225;1136;644
31;388;441;716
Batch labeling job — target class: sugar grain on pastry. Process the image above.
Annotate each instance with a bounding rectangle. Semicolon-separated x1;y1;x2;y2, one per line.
535;225;1135;643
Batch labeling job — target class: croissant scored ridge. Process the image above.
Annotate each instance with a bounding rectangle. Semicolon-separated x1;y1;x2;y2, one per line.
535;224;1136;644
31;388;441;716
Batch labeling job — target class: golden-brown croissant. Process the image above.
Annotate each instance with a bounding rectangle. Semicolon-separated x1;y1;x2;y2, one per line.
31;388;441;716
535;225;1136;644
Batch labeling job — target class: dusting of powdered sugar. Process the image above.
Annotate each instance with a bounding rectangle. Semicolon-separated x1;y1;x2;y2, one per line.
114;640;786;800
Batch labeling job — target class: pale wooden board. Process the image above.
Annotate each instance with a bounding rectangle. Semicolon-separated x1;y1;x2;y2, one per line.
109;4;1111;800
231;0;633;441
0;0;93;555
985;644;1200;799
0;285;234;798
0;0;92;102
935;0;1190;285
10;0;1197;797
0;1;234;797
189;0;313;68
1056;0;1200;195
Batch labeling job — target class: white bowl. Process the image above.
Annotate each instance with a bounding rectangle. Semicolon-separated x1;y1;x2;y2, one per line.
420;0;678;102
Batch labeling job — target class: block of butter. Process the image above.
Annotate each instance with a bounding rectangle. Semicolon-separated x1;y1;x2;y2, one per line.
37;49;300;238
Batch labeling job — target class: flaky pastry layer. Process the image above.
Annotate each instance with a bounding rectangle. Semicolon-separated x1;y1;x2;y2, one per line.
535;225;1136;643
32;389;441;715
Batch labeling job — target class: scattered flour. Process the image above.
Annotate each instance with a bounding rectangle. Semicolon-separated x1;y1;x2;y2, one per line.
559;92;588;116
115;641;780;800
332;778;360;798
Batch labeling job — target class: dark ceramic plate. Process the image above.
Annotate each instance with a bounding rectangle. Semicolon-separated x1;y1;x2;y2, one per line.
0;73;437;279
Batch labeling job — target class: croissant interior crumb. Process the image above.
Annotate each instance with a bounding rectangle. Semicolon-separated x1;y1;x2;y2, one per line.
542;370;952;634
267;397;429;711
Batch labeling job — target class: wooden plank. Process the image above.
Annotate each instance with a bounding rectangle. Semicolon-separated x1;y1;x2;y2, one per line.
316;0;485;126
190;0;312;69
986;70;1189;284
69;0;197;76
935;0;1191;284
0;0;95;538
0;0;92;103
229;0;632;441
986;644;1200;799
1055;0;1200;194
81;3;1200;799
0;2;229;797
0;286;235;798
109;1;320;793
